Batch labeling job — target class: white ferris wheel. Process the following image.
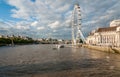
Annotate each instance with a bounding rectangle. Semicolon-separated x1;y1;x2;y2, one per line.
71;4;85;45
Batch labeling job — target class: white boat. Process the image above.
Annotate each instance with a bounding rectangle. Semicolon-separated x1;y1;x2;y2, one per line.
56;44;64;48
53;44;65;50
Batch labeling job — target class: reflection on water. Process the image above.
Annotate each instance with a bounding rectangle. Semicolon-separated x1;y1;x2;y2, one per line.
0;45;120;77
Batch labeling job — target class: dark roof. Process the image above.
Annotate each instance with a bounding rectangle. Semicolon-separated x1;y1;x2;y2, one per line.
96;26;119;32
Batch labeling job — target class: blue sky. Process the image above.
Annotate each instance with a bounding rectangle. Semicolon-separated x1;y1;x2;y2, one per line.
0;0;120;39
0;0;12;20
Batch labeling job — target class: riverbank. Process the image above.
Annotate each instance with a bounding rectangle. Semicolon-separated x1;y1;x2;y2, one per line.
82;45;120;54
0;44;6;47
0;43;39;47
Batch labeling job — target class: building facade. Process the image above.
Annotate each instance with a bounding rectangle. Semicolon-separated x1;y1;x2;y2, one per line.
86;20;120;47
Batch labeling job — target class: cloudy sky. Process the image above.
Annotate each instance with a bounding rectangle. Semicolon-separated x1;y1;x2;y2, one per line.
0;0;120;39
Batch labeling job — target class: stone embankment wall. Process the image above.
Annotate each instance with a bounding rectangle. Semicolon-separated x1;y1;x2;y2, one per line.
82;45;120;54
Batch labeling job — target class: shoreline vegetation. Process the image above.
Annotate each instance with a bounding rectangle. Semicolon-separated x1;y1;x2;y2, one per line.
0;35;72;47
0;37;37;47
1;36;120;55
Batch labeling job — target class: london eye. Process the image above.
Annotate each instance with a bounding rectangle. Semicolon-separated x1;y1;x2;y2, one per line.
71;4;85;45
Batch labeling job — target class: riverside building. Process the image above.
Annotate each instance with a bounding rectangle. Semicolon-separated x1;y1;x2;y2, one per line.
86;20;120;47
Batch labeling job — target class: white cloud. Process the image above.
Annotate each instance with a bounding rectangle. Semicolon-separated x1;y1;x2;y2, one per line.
37;26;45;30
56;4;70;13
48;21;60;29
16;25;29;30
14;21;30;30
31;21;38;27
4;0;120;39
65;19;71;24
53;30;57;32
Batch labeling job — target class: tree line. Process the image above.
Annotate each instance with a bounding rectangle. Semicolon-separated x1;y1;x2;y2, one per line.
0;36;38;46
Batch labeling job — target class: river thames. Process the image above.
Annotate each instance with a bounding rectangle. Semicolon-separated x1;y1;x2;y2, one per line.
0;44;120;77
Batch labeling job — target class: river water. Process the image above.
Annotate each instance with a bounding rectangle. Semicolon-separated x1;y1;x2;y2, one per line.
0;44;120;77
